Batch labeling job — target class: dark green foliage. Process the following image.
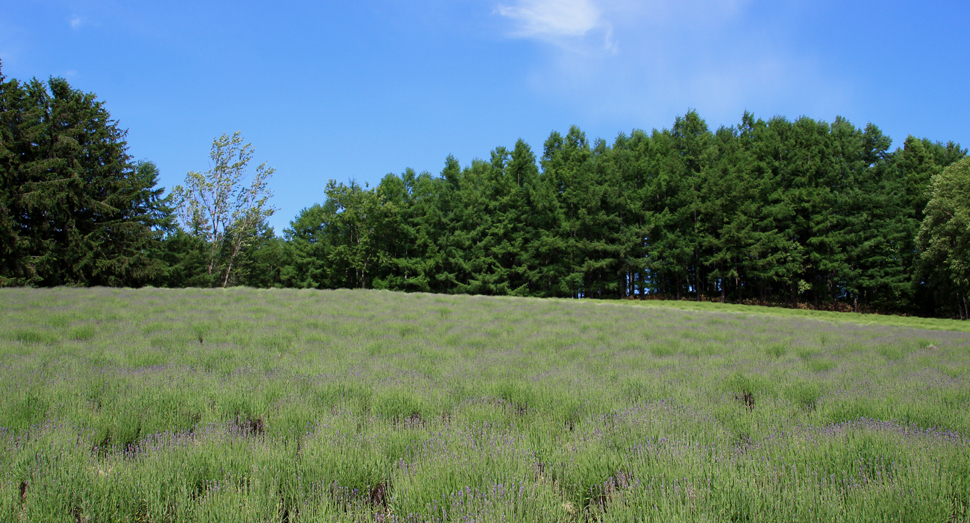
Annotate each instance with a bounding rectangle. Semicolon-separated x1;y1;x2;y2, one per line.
229;220;284;288
916;157;970;319
281;204;331;289
1;61;965;317
0;63;171;287
280;111;964;317
153;229;211;288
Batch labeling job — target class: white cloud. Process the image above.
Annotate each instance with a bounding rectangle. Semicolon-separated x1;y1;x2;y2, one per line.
499;0;855;131
497;0;615;51
498;0;601;37
70;16;85;29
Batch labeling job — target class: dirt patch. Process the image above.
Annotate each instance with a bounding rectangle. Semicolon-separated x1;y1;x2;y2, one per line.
232;415;265;436
735;391;755;410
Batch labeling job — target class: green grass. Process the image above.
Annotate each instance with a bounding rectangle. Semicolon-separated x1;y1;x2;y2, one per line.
625;296;970;333
0;287;968;522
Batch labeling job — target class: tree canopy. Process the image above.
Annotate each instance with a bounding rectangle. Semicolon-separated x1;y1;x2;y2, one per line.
0;63;170;287
276;111;966;318
3;63;968;318
173;131;276;287
916;157;970;319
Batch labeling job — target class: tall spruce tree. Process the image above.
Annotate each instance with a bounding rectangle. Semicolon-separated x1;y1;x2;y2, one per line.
0;65;170;287
280;204;332;289
230;218;284;288
370;171;419;291
891;136;968;314
503;140;540;295
528;131;570;297
671;111;714;299
612;130;653;298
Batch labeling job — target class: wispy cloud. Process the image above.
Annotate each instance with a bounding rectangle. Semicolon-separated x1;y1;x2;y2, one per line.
497;0;614;51
498;0;601;37
497;0;853;129
69;16;86;29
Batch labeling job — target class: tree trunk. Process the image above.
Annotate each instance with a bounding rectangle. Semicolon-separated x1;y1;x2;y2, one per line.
222;260;233;288
696;264;703;302
223;239;244;288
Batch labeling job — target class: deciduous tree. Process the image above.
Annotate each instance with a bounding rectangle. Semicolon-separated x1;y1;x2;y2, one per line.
916;157;970;319
173;132;276;287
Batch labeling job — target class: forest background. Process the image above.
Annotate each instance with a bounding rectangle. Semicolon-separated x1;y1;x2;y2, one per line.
2;66;969;319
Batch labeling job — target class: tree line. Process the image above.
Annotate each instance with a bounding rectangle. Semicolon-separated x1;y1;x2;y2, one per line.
2;66;968;318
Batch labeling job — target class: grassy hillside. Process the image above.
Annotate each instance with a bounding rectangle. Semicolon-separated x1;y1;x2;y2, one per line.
1;287;968;522
625;298;970;333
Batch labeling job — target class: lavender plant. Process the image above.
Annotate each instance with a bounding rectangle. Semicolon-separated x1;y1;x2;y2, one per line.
0;287;968;522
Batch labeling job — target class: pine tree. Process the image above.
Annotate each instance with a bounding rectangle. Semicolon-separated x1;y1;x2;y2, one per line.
0;66;171;287
280;204;332;289
612;130;652;298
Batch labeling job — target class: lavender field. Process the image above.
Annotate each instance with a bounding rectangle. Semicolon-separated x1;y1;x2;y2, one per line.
1;287;969;522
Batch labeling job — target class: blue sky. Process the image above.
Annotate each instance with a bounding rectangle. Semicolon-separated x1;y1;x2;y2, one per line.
3;0;968;234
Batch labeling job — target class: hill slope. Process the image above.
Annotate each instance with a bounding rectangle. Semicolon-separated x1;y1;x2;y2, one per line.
1;287;968;521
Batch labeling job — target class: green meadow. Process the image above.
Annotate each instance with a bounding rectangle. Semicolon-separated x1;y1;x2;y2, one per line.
1;287;968;522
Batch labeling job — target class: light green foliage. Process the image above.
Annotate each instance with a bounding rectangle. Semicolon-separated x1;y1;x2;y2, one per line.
917;157;970;319
173;132;276;287
0;288;968;522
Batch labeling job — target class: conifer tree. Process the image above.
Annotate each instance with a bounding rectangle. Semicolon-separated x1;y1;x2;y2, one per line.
271;111;964;317
0;65;170;287
281;204;332;289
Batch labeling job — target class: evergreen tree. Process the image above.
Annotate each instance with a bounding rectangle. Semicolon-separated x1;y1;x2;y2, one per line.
502;140;540;295
611;130;653;298
0;66;171;287
671;111;713;299
267;111;964;318
738;115;797;304
370;170;421;291
891;137;967;313
281;204;332;289
841;123;912;311
642;128;691;299
454;147;529;296
154;229;210;288
699;124;758;303
524;131;569;297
